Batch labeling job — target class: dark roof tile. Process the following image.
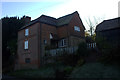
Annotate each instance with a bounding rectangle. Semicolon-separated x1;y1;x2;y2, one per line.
20;11;83;30
96;17;120;31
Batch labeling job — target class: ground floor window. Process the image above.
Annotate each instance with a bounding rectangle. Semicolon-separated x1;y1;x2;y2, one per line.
25;58;31;63
58;39;67;47
44;40;47;45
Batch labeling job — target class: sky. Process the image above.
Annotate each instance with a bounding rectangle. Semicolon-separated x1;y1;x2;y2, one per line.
0;0;120;30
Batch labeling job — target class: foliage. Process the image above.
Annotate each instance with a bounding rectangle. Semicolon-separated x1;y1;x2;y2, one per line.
58;52;79;66
96;37;120;65
7;39;17;55
85;33;96;43
98;47;120;65
86;17;104;36
77;58;85;66
2;16;27;72
64;66;73;75
70;62;120;79
85;31;90;37
96;37;112;55
77;42;88;57
8;67;55;79
85;36;93;43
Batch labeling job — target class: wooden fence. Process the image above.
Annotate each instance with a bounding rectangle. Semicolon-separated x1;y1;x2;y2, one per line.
45;43;97;56
87;43;96;48
45;46;78;56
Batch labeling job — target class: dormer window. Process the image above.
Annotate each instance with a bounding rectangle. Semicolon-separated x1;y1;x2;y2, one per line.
25;28;29;36
74;26;80;32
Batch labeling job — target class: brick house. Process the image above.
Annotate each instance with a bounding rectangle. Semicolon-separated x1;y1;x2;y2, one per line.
16;11;85;69
95;17;120;47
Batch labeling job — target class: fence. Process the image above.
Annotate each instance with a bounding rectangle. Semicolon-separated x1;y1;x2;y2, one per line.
45;43;97;56
45;46;78;56
87;43;96;48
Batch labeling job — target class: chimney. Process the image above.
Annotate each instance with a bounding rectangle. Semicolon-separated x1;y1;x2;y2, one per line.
25;16;31;24
22;16;31;24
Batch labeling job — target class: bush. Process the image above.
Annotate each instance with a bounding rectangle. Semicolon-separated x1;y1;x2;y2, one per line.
98;47;120;65
77;42;88;57
64;66;73;75
77;58;85;66
58;53;79;66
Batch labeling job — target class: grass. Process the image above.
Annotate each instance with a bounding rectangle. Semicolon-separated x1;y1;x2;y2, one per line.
7;61;120;79
7;63;73;79
69;62;120;79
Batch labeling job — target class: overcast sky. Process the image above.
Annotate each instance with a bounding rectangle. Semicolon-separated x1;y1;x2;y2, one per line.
0;0;119;30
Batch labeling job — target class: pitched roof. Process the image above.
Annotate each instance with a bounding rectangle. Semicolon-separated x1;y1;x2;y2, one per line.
20;11;82;30
20;15;57;30
96;17;120;31
56;12;75;26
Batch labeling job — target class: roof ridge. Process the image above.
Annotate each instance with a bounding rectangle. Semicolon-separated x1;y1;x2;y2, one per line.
104;17;120;22
20;11;80;30
57;11;78;19
40;14;57;19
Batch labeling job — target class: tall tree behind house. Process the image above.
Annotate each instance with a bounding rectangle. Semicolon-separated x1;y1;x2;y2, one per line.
2;16;30;71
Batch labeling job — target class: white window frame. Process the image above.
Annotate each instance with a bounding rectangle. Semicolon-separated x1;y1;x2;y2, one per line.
24;40;28;49
58;39;67;47
50;33;53;39
25;28;29;36
74;26;80;32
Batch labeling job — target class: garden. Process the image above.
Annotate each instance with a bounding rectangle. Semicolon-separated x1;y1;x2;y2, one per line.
5;42;120;80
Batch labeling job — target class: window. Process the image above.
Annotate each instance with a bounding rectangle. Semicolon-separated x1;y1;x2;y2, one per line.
44;40;47;44
24;40;28;49
74;26;80;31
50;33;53;39
25;58;30;63
25;29;29;36
58;39;67;47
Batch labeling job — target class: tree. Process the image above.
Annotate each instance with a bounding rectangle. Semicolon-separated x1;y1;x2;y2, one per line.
2;16;27;72
86;16;104;36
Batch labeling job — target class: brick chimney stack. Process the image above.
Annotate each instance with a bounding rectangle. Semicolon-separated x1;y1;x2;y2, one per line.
22;16;31;24
24;16;31;24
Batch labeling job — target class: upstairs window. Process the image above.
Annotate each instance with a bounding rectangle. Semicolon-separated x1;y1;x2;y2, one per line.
25;29;29;36
58;39;67;47
74;26;80;32
24;40;28;49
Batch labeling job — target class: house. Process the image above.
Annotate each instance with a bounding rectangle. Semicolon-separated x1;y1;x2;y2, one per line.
16;11;85;69
95;17;120;47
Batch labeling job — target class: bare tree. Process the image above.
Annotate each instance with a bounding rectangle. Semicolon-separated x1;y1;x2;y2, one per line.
86;16;104;36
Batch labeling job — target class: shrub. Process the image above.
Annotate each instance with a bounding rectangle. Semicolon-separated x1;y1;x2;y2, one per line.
77;42;88;57
58;53;79;66
77;58;85;66
64;66;73;75
98;46;120;65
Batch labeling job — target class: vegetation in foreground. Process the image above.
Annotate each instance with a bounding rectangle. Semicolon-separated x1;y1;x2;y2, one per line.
6;42;120;79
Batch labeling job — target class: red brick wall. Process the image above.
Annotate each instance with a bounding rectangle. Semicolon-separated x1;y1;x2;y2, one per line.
17;23;40;69
41;23;57;45
68;12;85;38
57;25;68;39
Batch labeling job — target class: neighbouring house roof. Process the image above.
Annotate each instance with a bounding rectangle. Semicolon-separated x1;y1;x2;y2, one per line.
20;11;85;30
96;17;120;32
